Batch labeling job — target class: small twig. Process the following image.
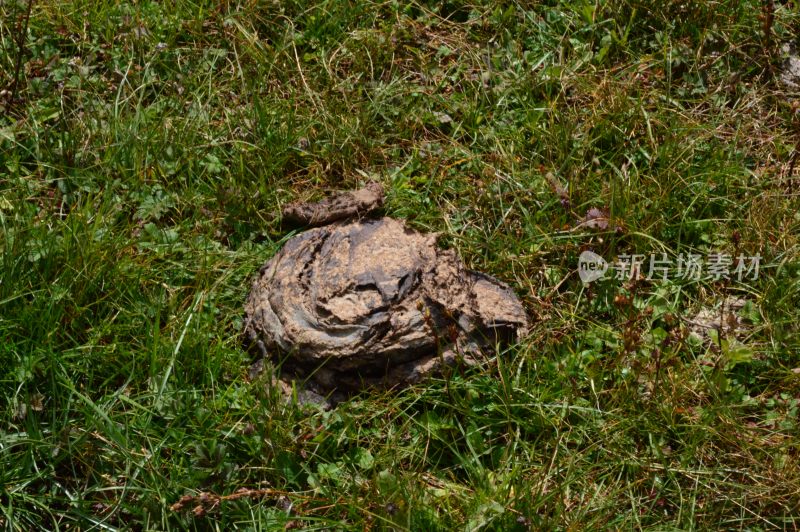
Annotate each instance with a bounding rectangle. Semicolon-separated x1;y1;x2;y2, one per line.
761;0;776;74
6;0;34;110
788;113;800;195
788;150;799;195
170;488;312;517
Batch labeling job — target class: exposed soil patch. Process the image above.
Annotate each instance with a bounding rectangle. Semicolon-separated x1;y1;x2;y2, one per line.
686;296;751;343
781;42;800;90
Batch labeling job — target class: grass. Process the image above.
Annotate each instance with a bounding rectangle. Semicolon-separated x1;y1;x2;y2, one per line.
1;0;800;529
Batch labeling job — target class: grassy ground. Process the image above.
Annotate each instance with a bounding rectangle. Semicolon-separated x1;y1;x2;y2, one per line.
2;0;800;529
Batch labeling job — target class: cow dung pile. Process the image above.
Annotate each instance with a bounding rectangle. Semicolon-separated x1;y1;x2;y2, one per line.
243;184;529;395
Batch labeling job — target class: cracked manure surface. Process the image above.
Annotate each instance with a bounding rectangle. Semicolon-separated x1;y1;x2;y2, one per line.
244;216;529;392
